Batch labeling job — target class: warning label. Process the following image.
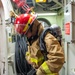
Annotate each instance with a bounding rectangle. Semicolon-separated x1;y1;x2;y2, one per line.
65;22;70;35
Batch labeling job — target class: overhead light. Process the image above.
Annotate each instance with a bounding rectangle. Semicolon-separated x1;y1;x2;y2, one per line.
36;13;57;16
64;13;70;16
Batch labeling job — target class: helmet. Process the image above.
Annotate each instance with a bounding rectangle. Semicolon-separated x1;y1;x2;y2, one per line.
14;13;37;34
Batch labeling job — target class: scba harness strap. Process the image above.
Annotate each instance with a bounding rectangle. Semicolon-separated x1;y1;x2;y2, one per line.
39;27;61;51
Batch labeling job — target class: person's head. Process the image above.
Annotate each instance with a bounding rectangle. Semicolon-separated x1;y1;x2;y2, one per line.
14;13;38;38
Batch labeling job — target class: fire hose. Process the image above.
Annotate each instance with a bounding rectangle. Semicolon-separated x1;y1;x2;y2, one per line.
15;35;36;75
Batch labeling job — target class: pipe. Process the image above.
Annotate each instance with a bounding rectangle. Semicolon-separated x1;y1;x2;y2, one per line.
53;0;63;7
65;42;68;75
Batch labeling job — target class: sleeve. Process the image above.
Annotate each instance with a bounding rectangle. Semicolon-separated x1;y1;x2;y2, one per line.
37;32;65;74
25;40;44;69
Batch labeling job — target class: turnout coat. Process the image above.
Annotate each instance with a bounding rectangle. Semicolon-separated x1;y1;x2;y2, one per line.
26;20;65;75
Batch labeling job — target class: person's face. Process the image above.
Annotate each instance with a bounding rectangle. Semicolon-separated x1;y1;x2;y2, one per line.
25;29;32;38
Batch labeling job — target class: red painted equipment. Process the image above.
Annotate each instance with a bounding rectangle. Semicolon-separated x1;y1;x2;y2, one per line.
13;0;32;13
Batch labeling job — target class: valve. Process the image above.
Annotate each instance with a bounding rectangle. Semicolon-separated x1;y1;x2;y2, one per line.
12;0;34;14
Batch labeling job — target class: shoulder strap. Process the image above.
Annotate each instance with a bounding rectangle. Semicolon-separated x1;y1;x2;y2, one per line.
39;27;53;51
40;26;62;52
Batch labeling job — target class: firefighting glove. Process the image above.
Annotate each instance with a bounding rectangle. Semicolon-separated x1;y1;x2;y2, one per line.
36;68;45;75
26;51;37;68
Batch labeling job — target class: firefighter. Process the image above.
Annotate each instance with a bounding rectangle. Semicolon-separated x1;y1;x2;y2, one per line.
14;13;65;75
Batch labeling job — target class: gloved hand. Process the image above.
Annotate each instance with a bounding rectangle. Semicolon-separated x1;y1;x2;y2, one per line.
36;68;45;75
25;51;32;64
26;51;44;69
26;51;38;68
